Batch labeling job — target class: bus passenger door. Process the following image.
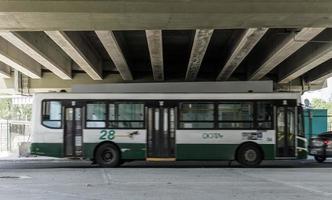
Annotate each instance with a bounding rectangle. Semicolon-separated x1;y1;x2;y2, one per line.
146;101;176;160
64;104;83;157
276;106;296;158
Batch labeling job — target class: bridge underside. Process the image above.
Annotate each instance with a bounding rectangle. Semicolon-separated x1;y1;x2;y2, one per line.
1;0;332;93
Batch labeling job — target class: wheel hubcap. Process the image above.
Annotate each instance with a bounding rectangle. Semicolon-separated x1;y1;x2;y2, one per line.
102;150;113;162
244;149;257;162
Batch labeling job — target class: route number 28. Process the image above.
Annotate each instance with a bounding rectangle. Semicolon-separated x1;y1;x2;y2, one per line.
99;130;115;140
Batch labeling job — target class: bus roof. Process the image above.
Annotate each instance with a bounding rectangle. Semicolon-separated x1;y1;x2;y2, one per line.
33;92;301;101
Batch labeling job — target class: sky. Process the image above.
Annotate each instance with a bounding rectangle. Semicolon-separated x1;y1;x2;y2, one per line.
302;77;332;103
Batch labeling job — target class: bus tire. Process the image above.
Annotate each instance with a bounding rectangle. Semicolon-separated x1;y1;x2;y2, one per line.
95;143;120;167
314;155;326;163
236;143;263;167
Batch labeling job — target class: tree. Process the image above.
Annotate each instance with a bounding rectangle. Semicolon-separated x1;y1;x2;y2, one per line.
311;98;332;114
0;98;12;120
0;98;32;121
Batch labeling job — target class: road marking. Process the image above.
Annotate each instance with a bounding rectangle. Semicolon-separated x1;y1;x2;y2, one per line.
101;168;111;185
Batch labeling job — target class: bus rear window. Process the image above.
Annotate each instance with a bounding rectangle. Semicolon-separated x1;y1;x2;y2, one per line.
42;100;62;128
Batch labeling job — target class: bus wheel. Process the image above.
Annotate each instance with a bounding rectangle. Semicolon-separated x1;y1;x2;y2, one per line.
314;155;326;163
236;144;263;167
95;143;120;167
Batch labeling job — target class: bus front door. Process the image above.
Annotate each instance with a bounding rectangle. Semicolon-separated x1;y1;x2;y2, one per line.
64;105;83;157
146;103;176;161
276;106;296;158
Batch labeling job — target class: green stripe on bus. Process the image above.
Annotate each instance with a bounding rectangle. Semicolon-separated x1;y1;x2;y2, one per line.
30;143;146;159
31;143;275;160
176;144;275;160
30;143;63;158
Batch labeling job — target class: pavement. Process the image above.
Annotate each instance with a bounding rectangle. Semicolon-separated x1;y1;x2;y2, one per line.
0;157;332;200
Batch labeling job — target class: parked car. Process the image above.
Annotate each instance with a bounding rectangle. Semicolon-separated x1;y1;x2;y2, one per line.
309;131;332;163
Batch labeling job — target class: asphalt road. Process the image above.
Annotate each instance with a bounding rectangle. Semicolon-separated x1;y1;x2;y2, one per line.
0;159;331;200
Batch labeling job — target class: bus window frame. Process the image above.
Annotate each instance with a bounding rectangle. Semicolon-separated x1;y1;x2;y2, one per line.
85;101;108;129
217;101;255;130
39;98;297;131
84;100;146;130
178;102;216;130
255;101;274;130
177;100;279;130
41;100;63;129
107;102;146;129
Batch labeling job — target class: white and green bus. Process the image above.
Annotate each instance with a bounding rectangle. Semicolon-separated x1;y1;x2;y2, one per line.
30;91;307;167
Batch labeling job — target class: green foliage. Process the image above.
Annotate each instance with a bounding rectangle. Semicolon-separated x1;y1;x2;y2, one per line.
311;98;332;114
0;98;32;121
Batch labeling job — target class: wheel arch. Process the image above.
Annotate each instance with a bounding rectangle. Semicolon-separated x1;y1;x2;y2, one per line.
93;141;121;160
235;141;265;161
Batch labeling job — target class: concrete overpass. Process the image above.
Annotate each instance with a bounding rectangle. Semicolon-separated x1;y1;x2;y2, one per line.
1;0;332;93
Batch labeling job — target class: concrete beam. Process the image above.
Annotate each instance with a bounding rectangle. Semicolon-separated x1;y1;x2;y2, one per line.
0;62;11;78
95;31;133;80
1;1;332;30
248;28;324;80
0;72;154;94
278;31;332;83
146;30;164;81
305;59;332;84
0;31;72;79
185;29;213;81
276;83;324;92
45;31;102;80
217;28;268;81
0;37;41;79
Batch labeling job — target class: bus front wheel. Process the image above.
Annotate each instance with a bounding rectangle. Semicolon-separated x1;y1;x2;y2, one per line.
95;143;120;167
236;144;263;167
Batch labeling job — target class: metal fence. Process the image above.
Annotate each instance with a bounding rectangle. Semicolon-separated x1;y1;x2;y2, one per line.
0;120;31;152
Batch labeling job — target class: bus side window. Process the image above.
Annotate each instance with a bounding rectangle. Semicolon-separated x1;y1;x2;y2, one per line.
179;103;215;129
86;102;106;128
218;102;254;129
108;103;145;129
256;102;273;129
42;100;62;128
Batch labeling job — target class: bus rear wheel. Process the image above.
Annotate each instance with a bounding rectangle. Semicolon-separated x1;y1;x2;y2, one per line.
236;144;263;167
95;143;120;167
314;155;326;163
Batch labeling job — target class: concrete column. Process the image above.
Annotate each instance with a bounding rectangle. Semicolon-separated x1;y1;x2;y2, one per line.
0;62;11;78
0;31;72;79
248;28;324;80
185;29;213;81
217;28;267;81
45;31;102;80
278;29;332;83
146;30;164;81
305;59;332;84
95;31;133;80
0;37;41;79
